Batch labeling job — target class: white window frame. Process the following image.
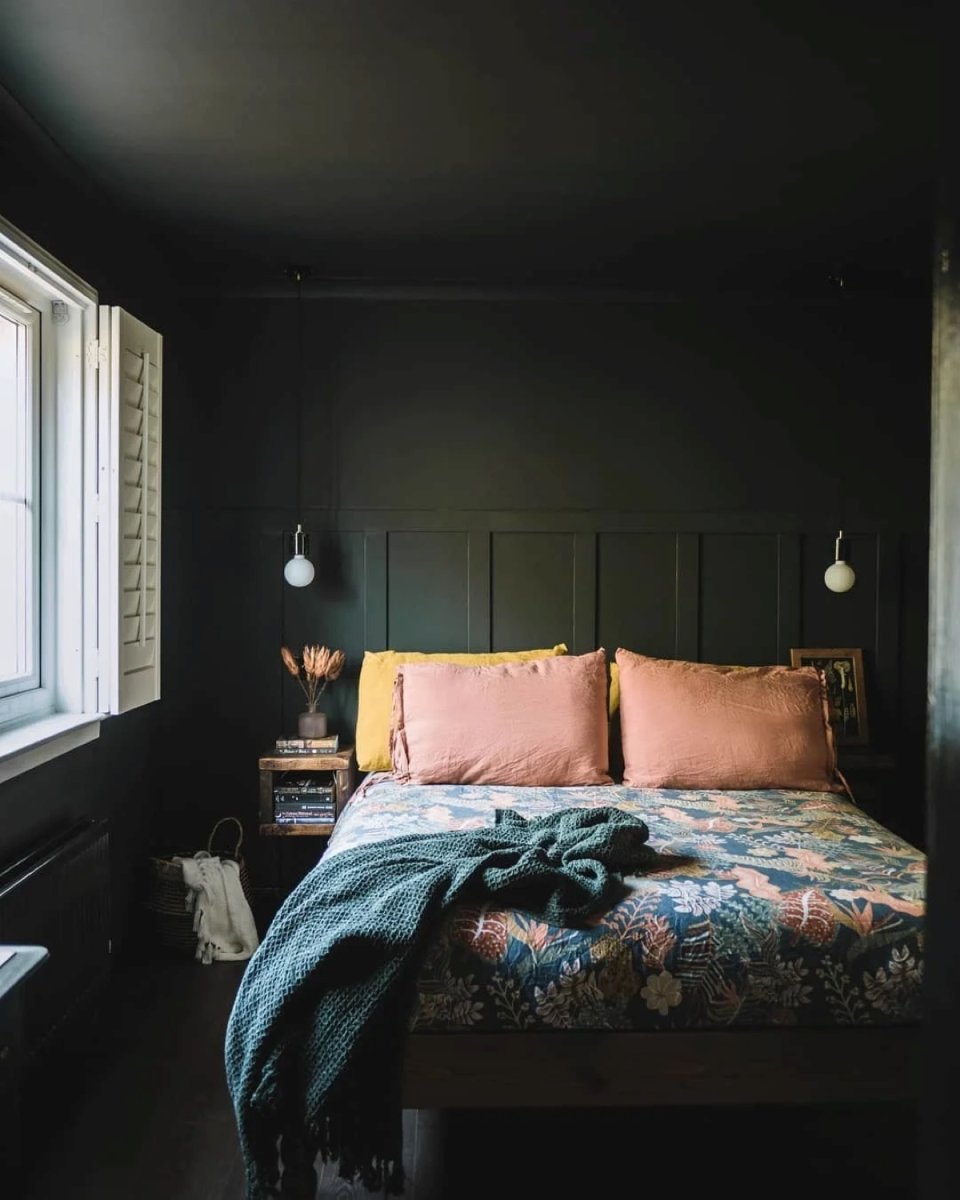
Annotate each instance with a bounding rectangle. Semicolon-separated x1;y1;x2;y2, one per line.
0;215;102;782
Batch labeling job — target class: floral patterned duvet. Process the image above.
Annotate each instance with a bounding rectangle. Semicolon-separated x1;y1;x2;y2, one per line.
326;776;925;1031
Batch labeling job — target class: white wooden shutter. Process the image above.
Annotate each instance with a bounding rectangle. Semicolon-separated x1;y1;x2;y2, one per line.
99;306;162;712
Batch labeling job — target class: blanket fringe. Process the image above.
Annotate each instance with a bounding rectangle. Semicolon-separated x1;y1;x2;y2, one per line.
311;1091;406;1194
249;1089;406;1197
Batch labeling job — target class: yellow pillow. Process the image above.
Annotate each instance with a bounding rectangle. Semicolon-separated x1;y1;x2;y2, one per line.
609;660;620;717
356;645;568;772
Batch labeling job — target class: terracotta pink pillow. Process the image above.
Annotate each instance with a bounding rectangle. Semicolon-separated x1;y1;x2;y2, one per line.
615;649;841;792
390;649;613;786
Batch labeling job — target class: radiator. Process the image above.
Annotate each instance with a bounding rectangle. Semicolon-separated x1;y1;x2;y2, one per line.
0;819;111;1061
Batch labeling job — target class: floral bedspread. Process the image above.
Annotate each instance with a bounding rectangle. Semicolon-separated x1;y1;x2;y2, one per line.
326;776;925;1031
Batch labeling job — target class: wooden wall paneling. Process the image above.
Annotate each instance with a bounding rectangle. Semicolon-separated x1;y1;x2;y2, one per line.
699;534;779;665
572;533;597;654
596;533;678;657
491;532;575;651
467;531;492;651
362;531;388;652
675;533;701;660
387;531;469;651
776;533;802;663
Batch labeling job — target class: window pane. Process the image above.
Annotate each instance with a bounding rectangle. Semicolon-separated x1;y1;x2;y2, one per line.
0;307;33;689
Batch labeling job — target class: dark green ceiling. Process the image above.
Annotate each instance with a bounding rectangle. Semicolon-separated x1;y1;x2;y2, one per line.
0;0;936;289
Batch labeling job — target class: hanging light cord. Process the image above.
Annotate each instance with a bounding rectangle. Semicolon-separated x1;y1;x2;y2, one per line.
328;308;338;527
295;267;304;521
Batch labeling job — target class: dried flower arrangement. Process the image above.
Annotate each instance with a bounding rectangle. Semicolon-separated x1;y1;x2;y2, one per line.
281;644;346;712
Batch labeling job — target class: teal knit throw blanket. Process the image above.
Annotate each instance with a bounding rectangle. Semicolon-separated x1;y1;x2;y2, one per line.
225;805;656;1197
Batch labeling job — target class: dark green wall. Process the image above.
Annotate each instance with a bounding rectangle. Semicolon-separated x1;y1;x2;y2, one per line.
162;291;931;851
0;79;932;874
0;101;173;950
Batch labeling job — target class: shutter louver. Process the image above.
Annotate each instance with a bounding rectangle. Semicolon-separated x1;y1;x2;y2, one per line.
101;307;162;712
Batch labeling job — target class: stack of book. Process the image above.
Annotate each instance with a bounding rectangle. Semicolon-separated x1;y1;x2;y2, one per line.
274;734;340;755
274;778;337;825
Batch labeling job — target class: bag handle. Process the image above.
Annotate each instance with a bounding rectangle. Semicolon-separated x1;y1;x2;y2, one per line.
207;816;244;859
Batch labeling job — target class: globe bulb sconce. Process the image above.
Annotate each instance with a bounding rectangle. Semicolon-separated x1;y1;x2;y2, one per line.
282;264;315;588
284;523;315;588
824;530;856;593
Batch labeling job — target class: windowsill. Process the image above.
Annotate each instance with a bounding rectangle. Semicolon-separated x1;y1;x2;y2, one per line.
0;713;101;785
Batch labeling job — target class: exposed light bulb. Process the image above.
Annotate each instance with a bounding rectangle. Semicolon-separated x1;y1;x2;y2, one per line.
824;560;856;593
824;530;855;593
284;523;315;587
284;553;315;587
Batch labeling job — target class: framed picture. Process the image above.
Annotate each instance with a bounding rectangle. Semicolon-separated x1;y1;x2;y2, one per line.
789;648;868;746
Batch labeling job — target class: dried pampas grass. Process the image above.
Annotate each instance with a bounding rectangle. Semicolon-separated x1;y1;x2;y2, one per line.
280;643;346;708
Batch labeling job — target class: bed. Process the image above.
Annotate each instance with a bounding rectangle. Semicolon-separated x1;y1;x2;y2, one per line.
242;649;924;1196
328;772;924;1109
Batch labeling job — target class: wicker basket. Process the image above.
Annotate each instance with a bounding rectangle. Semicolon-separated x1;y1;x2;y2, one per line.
145;817;253;957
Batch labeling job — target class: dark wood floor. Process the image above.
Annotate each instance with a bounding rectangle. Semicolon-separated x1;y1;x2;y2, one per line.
17;956;919;1199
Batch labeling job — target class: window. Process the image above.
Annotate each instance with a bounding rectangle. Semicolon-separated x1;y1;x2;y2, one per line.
0;291;38;702
0;215;162;783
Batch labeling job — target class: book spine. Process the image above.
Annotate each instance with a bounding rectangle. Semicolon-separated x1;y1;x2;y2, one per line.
274;800;336;810
274;798;335;809
274;806;335;814
274;788;335;799
274;804;336;813
274;813;336;821
273;734;338;744
274;796;335;806
275;743;339;750
275;815;336;825
273;747;339;755
274;812;336;820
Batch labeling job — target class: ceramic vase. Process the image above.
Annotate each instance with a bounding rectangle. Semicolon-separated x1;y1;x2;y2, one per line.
297;707;328;738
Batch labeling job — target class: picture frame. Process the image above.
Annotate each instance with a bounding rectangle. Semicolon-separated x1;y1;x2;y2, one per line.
789;647;868;746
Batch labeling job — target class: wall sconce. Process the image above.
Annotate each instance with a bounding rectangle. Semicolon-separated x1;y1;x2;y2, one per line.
284;523;315;587
283;267;315;587
824;530;856;593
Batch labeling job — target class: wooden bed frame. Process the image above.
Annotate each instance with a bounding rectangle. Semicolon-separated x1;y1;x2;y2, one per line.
403;1025;920;1107
276;1026;919;1194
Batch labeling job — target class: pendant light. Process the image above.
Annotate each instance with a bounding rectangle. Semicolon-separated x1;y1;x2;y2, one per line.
824;529;856;593
821;278;855;594
284;267;315;587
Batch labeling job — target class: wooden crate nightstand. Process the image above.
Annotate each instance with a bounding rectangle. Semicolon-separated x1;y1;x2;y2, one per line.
258;746;357;838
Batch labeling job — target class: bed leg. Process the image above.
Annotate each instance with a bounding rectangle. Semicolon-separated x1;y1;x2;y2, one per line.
279;1132;318;1198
